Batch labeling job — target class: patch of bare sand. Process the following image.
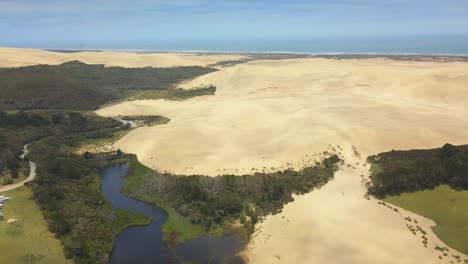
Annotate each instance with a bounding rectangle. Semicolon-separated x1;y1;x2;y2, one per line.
0;47;246;68
97;58;468;263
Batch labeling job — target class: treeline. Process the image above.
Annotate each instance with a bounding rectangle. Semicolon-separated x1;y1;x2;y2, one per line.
0;61;216;110
367;143;468;198
123;154;341;242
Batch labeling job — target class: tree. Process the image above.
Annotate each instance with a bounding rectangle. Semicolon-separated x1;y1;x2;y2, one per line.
438;143;459;159
11;167;19;178
82;151;94;160
7;157;20;171
0;160;4;177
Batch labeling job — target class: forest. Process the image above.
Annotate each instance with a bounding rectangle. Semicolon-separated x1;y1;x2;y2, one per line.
0;61;216;110
367;143;468;198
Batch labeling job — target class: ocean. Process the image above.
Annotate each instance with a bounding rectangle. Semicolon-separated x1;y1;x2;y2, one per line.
5;35;468;55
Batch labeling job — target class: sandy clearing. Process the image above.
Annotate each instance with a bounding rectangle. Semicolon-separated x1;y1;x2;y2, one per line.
0;47;247;68
96;57;468;263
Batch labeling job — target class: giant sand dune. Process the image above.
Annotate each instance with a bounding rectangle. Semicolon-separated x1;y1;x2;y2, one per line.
97;57;468;263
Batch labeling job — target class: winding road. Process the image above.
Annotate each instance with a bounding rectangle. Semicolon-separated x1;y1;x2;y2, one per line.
0;144;37;193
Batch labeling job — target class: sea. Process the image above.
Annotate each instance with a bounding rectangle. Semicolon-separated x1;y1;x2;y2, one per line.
5;35;468;55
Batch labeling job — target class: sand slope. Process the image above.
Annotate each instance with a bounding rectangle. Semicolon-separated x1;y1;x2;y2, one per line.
97;57;468;263
0;47;246;68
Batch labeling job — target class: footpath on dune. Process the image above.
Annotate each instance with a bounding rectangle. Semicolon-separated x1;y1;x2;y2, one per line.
97;57;468;263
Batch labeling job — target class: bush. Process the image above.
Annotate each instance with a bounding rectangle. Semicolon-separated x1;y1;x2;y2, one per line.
438;143;459;159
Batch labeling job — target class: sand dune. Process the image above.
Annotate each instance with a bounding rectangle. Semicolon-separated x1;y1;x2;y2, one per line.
0;47;246;68
97;58;468;175
97;57;468;263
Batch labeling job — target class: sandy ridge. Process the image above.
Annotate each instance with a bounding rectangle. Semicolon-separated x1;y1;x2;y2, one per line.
0;47;247;68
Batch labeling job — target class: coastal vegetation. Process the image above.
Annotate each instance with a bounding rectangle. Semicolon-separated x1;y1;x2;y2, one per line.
121;154;341;244
368;143;468;255
0;61;216;110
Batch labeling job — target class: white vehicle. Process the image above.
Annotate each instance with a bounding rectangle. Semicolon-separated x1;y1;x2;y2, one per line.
0;197;10;202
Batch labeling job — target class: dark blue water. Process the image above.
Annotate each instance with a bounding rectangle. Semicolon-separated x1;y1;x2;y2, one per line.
101;163;245;264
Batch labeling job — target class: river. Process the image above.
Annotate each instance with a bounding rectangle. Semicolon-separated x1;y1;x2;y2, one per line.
101;163;245;264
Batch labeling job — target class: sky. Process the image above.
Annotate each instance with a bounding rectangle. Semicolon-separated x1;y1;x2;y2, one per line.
1;0;468;49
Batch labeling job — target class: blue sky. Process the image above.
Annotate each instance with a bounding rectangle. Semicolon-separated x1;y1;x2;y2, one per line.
1;0;468;49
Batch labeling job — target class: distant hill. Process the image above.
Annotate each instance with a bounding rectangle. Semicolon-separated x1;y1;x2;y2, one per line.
0;61;216;110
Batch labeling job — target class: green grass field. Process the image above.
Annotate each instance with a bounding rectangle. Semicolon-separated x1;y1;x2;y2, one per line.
384;185;468;254
0;187;71;264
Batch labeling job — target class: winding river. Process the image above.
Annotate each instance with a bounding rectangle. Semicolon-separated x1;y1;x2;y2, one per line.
101;163;245;264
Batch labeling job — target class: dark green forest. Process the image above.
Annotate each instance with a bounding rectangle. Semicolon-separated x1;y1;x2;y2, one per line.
0;61;216;110
367;143;468;198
